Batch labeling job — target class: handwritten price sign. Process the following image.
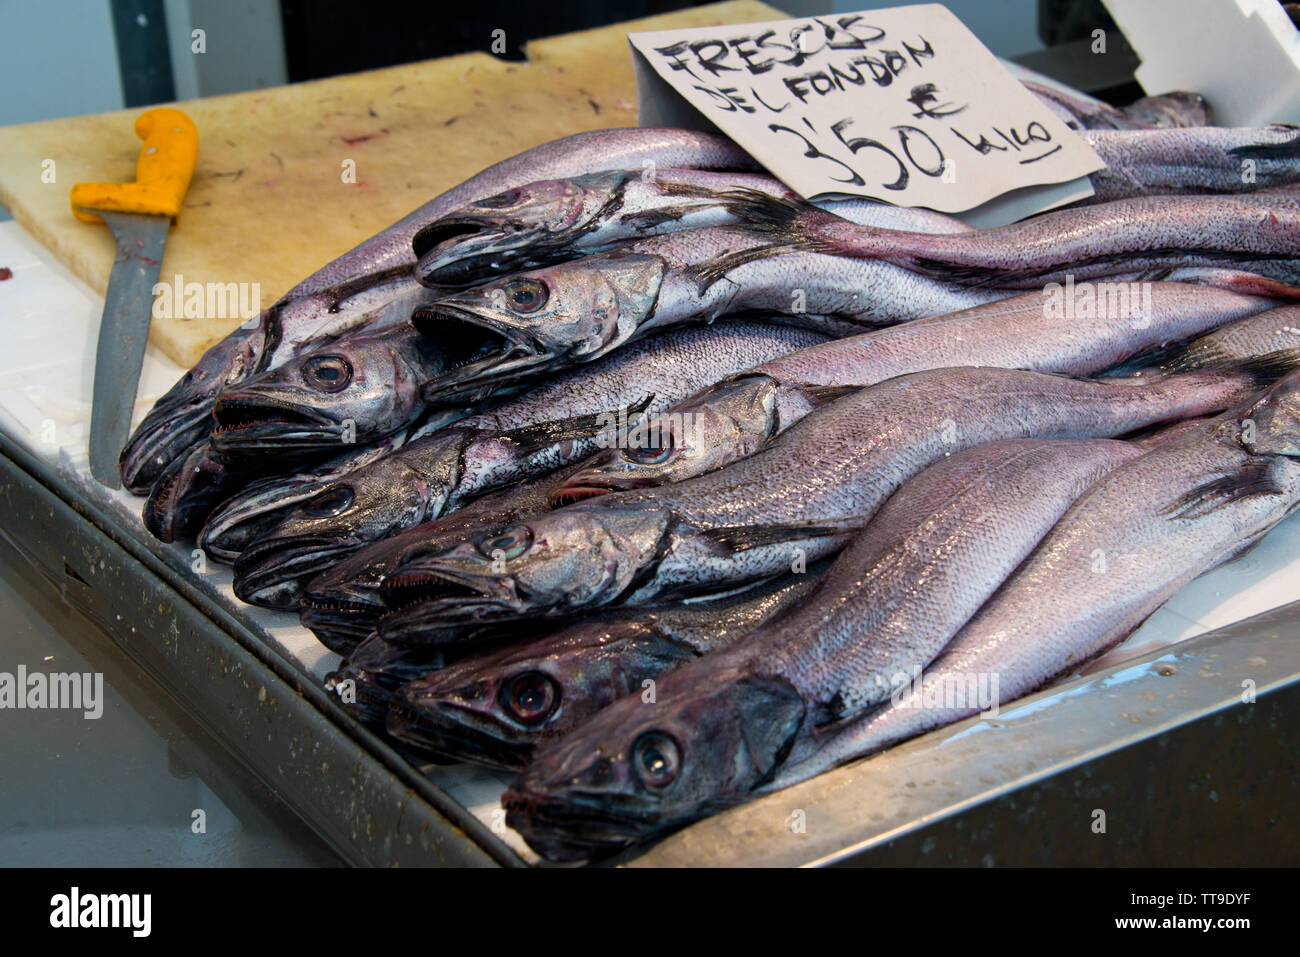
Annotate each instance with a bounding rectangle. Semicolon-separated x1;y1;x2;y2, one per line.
629;5;1104;222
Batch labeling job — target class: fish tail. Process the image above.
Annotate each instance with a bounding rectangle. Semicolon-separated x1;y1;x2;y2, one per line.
1197;347;1300;392
718;187;821;232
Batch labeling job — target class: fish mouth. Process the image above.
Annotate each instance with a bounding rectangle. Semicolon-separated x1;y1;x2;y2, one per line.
199;485;311;563
232;535;363;609
211;394;338;452
299;597;386;655
410;304;543;404
324;668;393;724
386;694;533;770
549;473;653;506
412;219;498;260
501;789;654;862
413;222;519;286
119;403;213;495
376;566;520;643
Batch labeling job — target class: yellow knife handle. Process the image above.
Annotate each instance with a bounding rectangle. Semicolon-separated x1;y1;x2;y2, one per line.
71;108;199;225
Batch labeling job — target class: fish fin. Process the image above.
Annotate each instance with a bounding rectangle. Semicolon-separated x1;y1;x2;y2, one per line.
717;187;821;232
699;516;867;553
1162;459;1284;520
1228;128;1300;162
497;394;655;457
734;675;806;788
795;383;865;406
680;239;804;293
1117;338;1237;377
1207;347;1300;391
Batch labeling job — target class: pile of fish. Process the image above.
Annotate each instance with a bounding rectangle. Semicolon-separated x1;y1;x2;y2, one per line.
122;83;1300;862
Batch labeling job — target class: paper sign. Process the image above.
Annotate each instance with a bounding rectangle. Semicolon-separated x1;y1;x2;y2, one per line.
629;5;1105;222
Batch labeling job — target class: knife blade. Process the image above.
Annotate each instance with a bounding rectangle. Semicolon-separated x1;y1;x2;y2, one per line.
71;108;198;489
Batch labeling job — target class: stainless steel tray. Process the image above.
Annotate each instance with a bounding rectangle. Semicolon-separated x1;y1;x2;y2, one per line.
3;427;1296;867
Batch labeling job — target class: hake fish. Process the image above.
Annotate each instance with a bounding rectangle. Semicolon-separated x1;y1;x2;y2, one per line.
413;168;971;286
411;225;1009;406
779;370;1300;783
377;355;1299;640
120;127;756;492
500;437;1143;860
386;569;825;770
230;321;829;609
555;285;1275;498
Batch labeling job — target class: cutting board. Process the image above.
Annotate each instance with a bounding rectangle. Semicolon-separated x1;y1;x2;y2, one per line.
0;1;784;368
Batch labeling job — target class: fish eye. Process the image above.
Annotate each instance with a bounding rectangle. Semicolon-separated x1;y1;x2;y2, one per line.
478;524;533;561
475;188;523;209
500;278;548;314
303;354;353;393
304;486;354;517
624;428;674;465
501;671;559;725
633;731;680;788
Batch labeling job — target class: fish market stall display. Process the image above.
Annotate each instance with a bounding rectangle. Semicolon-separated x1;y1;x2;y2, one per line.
1;5;1299;867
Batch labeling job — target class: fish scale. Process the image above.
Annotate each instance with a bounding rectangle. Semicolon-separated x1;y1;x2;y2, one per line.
788;412;1300;780
379;360;1295;646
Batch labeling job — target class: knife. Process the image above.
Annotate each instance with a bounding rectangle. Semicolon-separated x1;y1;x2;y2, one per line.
71;107;199;489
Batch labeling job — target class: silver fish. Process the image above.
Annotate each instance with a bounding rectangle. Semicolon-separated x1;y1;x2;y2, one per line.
120;127;755;492
799;187;1300;291
377;357;1298;641
1083;126;1300;203
556;283;1275;499
785;372;1300;780
498;437;1142;861
230;321;829;609
413;168;970;286
386;569;824;770
411;225;1009;407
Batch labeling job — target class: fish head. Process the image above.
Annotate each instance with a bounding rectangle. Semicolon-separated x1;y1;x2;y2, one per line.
1243;368;1300;455
412;253;665;405
211;329;439;454
552;376;778;503
412;171;631;286
377;505;673;640
386;618;697;769
503;670;806;861
120;322;266;492
231;433;469;608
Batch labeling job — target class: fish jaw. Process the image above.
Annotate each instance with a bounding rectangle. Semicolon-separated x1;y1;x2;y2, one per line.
503;671;805;862
210;392;343;452
376;506;674;641
552;376;780;502
143;441;255;543
233;534;367;609
413;172;628;286
386;621;696;770
120;323;266;492
1243;368;1300;455
414;255;665;406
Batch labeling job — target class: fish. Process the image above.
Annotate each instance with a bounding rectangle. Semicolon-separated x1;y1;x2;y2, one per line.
142;325;461;542
554;283;1275;498
786;187;1300;291
197;410;470;563
298;463;598;654
230;322;829;609
377;355;1300;641
1082;126;1300;203
385;569;825;770
777;371;1300;783
1118;303;1300;373
499;436;1145;861
119;127;756;492
1021;80;1155;131
413;168;971;286
210;325;452;456
1121;91;1213;129
410;225;1010;407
